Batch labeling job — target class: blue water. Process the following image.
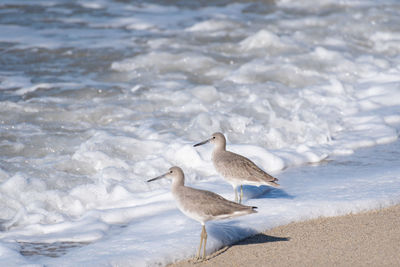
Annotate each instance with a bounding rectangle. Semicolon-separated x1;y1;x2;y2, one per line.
0;0;400;266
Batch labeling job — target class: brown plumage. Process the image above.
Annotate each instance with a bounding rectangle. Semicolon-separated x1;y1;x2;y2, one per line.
194;132;279;203
176;184;257;222
147;166;257;261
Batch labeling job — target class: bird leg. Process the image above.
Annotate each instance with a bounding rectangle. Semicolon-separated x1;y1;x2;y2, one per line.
240;185;243;204
195;225;205;261
202;225;207;260
234;186;238;203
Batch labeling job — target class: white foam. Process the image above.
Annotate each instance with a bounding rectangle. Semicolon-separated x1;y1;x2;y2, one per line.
239;29;289;51
77;0;104;9
111;51;218;76
1;0;400;266
0;242;35;266
186;19;233;32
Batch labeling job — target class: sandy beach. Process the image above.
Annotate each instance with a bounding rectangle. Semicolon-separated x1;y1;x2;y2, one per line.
170;205;400;267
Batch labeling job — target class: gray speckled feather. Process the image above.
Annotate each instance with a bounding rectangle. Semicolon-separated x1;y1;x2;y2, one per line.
173;185;256;222
148;166;257;223
194;132;279;203
213;150;278;184
147;166;257;260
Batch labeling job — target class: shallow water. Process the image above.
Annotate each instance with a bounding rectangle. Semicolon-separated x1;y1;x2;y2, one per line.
19;241;89;258
1;0;400;266
14;139;400;262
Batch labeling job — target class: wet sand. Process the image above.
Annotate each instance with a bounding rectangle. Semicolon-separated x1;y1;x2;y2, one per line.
170;205;400;267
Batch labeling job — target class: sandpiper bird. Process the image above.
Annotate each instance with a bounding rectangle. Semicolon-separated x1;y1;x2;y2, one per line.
147;166;257;261
194;132;279;203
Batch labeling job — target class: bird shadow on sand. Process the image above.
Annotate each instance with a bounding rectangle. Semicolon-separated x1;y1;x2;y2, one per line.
204;232;290;261
236;233;290;245
202;223;290;262
242;185;294;201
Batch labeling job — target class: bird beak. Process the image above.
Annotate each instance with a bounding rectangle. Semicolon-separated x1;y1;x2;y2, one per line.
193;138;211;147
147;173;167;182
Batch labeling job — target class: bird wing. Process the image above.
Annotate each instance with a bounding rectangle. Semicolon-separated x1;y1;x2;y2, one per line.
177;186;255;219
215;151;278;184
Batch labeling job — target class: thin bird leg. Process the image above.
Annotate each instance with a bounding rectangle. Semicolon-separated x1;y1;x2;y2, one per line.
196;226;204;260
202;225;207;260
240;185;243;204
234;186;238;203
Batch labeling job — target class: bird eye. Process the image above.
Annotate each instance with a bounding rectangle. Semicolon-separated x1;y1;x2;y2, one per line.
212;136;216;139
169;170;173;174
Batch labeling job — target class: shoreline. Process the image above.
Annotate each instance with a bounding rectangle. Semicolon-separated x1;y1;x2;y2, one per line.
170;204;400;267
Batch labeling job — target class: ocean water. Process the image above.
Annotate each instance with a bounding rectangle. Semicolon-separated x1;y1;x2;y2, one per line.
1;0;400;266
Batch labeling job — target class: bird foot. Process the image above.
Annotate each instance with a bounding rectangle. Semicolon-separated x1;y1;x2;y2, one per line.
193;256;206;263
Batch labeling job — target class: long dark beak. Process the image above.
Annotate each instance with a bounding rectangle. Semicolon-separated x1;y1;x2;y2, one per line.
147;173;167;182
193;138;211;147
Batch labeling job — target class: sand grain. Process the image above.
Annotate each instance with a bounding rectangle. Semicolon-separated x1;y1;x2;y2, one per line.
170;205;400;267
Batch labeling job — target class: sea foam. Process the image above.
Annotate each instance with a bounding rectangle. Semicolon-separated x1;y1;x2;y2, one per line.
0;0;400;266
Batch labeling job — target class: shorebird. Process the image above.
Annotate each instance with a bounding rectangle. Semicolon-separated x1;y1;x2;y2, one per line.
194;132;279;203
147;166;257;261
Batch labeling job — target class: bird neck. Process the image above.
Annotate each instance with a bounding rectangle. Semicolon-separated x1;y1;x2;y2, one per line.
171;177;185;200
212;141;226;157
171;175;185;190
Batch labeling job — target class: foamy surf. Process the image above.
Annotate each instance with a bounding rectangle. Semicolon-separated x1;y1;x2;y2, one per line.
1;0;400;266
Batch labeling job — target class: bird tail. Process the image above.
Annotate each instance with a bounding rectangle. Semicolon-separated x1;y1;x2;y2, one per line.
264;176;280;188
228;206;257;218
259;173;280;187
267;181;280;188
